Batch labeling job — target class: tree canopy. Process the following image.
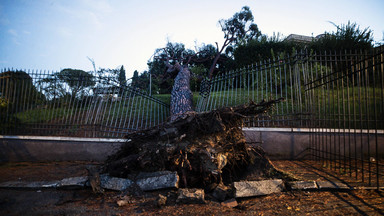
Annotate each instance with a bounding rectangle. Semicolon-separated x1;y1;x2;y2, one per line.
39;69;95;100
131;8;378;95
309;21;374;52
0;70;45;113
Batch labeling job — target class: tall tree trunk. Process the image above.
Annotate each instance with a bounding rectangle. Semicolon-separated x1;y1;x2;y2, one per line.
169;63;194;122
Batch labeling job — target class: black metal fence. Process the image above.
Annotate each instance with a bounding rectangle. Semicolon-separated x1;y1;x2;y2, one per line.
1;49;383;188
196;51;316;127
305;48;384;189
197;47;383;188
0;70;169;137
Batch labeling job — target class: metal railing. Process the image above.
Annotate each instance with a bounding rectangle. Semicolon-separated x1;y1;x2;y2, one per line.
1;49;383;188
196;48;384;188
305;48;384;189
0;70;169;137
196;52;310;127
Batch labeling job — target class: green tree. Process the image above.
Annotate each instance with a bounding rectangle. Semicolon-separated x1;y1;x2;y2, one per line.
118;66;127;88
40;69;95;100
193;43;235;77
147;42;195;94
190;64;207;92
208;6;261;78
57;69;95;99
131;70;140;88
234;34;301;67
308;21;375;83
310;21;374;52
0;70;45;113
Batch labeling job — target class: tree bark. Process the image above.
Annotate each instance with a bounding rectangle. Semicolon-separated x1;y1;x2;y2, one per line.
167;63;194;122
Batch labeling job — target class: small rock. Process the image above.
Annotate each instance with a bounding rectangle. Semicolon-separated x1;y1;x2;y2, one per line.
116;195;136;206
117;200;129;207
221;198;238;208
156;194;167;208
160;127;178;137
176;188;205;204
136;171;179;191
234;179;284;198
86;167;104;194
212;184;231;201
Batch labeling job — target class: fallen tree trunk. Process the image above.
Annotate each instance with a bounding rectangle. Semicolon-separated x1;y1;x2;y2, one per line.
168;63;194;122
104;98;285;188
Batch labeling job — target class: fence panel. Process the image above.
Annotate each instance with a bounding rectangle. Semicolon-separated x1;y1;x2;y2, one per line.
196;48;383;188
305;48;384;189
196;52;310;128
0;69;169;138
1;49;383;188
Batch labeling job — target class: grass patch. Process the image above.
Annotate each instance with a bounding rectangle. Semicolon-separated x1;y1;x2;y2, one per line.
7;86;383;131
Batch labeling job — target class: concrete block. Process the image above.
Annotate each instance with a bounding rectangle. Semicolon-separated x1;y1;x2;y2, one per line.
290;181;317;190
57;176;88;188
316;181;350;190
136;171;179;191
176;188;205;204
234;179;284;198
0;181;58;189
100;175;134;191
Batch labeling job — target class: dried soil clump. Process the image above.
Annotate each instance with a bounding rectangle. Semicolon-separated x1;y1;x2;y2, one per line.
104;99;288;189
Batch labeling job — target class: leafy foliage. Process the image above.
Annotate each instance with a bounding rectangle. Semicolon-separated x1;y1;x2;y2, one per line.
219;6;261;51
203;6;261;78
145;42;196;94
58;69;95;98
0;70;45;113
118;65;127;88
310;21;374;52
234;34;302;67
40;69;95;100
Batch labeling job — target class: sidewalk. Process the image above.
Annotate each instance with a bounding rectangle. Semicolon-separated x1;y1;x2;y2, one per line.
0;160;383;215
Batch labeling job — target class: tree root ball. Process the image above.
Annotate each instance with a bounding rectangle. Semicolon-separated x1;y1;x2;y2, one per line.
104;99;289;189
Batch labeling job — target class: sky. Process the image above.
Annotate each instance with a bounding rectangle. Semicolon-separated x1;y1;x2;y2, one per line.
1;0;383;78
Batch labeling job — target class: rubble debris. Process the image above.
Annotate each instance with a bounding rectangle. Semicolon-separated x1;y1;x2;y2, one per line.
100;174;133;191
86;166;104;193
136;171;179;191
123;182;144;197
176;188;205;204
212;183;231;201
57;176;88;189
117;199;129;207
116;195;136;207
0;181;58;189
156;194;167;208
234;179;284;198
316;181;350;190
290;181;317;190
221;198;238;208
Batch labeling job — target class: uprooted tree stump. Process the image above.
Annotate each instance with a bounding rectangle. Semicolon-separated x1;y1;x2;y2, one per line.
104;98;289;189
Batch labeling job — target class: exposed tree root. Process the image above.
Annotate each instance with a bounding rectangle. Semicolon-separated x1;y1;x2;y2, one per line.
104;98;291;188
